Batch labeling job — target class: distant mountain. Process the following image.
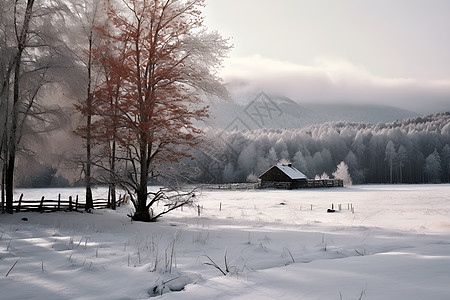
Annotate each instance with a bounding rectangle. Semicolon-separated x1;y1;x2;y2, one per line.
209;92;419;130
302;103;418;124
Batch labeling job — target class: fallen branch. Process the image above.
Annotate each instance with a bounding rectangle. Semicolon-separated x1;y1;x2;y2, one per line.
6;260;19;277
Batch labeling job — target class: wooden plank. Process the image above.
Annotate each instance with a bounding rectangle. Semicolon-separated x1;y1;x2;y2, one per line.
39;196;45;212
16;194;23;213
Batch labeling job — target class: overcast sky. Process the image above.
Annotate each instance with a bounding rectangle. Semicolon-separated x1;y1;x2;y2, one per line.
203;0;450;113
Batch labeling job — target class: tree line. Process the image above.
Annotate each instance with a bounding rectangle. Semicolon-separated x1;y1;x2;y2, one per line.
189;112;450;184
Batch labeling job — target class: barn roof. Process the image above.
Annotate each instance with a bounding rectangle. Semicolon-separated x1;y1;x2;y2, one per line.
259;164;307;180
276;165;307;179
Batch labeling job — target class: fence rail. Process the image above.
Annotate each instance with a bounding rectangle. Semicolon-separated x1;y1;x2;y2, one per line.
260;179;344;189
199;183;258;190
8;193;127;213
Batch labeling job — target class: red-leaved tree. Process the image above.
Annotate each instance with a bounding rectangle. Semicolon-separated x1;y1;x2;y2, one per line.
93;0;229;221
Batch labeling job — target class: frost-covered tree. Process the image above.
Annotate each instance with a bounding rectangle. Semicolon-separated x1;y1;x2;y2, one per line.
385;141;396;184
292;151;309;175
315;172;329;180
441;144;450;182
311;152;323;177
369;135;386;183
246;173;258;183
1;0;75;213
223;163;236;183
425;149;441;183
274;138;289;160
238;143;258;175
70;0;109;211
267;147;278;166
332;161;352;186
396;145;407;183
344;150;364;184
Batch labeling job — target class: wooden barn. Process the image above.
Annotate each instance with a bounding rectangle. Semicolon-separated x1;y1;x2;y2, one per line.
259;164;343;189
259;164;307;189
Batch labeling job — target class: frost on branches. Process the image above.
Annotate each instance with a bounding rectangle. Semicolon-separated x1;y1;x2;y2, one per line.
332;161;352;186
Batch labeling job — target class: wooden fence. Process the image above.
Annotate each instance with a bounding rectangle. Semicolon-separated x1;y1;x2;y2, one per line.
199;183;258;190
9;193;127;213
260;179;344;189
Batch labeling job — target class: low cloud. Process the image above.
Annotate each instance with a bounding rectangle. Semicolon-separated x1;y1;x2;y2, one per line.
220;55;450;113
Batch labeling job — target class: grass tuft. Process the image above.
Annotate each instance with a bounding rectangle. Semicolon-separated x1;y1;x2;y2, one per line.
200;249;234;276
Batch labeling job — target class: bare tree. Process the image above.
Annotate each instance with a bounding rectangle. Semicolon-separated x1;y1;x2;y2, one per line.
70;0;109;211
1;0;76;213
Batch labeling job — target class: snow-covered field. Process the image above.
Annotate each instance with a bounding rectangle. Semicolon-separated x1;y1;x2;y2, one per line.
1;184;450;299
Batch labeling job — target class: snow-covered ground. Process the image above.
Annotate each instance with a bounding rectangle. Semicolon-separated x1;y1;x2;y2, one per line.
1;184;450;299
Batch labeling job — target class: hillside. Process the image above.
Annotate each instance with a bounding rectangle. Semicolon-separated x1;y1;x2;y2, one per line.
209;92;418;130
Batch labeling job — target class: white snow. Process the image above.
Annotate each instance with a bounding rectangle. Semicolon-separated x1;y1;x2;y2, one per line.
275;164;307;180
1;184;450;299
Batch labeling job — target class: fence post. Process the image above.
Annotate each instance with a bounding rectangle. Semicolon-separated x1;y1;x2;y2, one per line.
1;187;3;213
107;187;111;208
39;196;45;213
69;196;72;211
16;194;23;213
58;194;61;211
76;195;79;211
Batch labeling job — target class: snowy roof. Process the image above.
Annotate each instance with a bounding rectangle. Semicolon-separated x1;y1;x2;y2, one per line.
275;164;307;180
259;164;307;180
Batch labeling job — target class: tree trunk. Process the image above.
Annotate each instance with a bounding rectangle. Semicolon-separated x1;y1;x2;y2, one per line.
132;139;150;221
1;124;7;213
84;184;92;210
85;30;94;211
109;183;116;209
4;0;36;213
85;113;93;210
5;46;22;214
389;158;393;184
1;163;4;213
448;162;450;183
5;157;14;214
5;118;16;214
133;184;151;221
109;139;116;210
131;203;151;222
